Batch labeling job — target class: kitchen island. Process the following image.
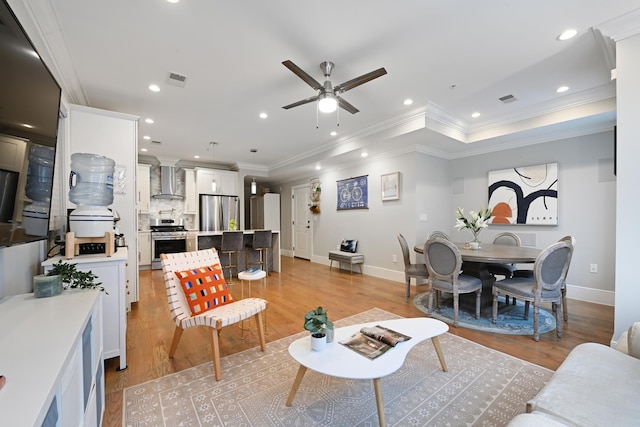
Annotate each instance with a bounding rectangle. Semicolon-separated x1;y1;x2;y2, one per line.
195;230;280;273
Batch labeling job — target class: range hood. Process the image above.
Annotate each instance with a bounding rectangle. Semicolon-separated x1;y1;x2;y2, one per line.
153;165;184;199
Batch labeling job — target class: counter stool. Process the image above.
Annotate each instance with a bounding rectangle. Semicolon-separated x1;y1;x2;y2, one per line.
238;269;267;338
221;231;244;282
246;230;272;275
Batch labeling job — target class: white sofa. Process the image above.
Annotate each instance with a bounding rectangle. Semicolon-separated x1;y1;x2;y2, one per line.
509;322;640;426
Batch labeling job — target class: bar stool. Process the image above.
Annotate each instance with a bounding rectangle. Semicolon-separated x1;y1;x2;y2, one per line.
221;231;244;282
245;230;272;274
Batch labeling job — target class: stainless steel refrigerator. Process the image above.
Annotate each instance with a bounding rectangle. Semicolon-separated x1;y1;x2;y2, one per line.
199;194;240;231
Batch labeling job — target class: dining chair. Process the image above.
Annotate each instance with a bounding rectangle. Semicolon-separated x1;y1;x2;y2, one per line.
513;235;574;321
397;233;429;302
487;232;521;279
160;249;267;380
424;237;482;327
427;231;451;241
492;240;572;341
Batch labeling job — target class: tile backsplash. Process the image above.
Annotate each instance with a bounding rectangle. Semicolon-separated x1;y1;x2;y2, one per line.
138;166;196;230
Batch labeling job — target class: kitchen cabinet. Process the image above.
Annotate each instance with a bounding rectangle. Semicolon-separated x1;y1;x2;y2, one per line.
250;193;281;230
67;105;139;307
184;168;197;214
138;231;151;267
0;290;104;427
187;232;197;252
43;249;128;371
196;168;238;196
137;164;151;213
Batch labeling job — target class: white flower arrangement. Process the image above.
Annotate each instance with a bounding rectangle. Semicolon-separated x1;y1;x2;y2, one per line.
455;207;492;238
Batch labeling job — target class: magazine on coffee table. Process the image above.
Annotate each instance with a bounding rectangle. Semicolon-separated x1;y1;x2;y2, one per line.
339;325;412;360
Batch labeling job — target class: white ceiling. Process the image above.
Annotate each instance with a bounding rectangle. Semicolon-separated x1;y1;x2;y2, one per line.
19;1;640;182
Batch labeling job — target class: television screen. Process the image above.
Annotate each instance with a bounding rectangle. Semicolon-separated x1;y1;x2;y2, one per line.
0;0;62;247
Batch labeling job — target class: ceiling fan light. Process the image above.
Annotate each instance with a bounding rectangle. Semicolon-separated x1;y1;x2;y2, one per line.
318;94;337;113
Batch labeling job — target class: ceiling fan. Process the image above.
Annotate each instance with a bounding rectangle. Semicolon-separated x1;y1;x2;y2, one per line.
282;60;387;114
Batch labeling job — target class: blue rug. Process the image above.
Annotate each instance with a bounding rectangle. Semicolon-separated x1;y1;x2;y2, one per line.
413;291;556;335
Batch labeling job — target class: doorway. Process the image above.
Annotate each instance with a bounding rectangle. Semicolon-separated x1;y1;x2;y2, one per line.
292;184;312;260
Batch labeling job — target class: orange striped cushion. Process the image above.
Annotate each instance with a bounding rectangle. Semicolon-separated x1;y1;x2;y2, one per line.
175;264;234;315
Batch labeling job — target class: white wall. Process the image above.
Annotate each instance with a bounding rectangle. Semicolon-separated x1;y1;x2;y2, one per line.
451;131;616;305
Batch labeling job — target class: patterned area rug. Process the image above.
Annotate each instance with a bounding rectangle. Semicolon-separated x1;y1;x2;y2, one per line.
413;292;556;336
123;308;552;426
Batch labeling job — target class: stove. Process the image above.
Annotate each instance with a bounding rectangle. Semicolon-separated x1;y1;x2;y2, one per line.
150;218;187;269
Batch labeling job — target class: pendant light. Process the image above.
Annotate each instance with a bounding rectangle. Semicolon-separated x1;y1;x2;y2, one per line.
250;148;258;195
209;142;218;192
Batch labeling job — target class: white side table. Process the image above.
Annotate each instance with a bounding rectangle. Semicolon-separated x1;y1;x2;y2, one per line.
237;269;267;337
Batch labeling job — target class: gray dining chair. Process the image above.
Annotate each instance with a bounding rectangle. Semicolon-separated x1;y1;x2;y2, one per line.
492;240;572;341
487;232;522;304
424;237;482;327
427;231;451;241
397;234;429;302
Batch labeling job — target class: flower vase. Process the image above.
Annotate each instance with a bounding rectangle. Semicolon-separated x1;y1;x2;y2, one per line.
469;231;482;249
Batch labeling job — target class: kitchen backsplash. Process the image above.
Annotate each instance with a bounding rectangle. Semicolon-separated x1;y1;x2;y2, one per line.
138;166;196;230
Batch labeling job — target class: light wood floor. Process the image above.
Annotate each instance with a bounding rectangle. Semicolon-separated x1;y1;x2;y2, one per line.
103;256;614;427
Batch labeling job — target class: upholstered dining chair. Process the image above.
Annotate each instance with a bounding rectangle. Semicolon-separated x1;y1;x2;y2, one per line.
160;249;267;380
424;237;482;327
427;231;451;241
492;240;572;341
397;233;429;302
487;232;522;278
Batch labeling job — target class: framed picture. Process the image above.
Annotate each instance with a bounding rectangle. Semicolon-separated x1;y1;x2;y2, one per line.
337;175;368;210
381;172;399;201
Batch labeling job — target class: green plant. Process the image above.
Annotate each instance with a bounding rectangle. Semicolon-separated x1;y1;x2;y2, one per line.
46;260;107;294
303;306;333;337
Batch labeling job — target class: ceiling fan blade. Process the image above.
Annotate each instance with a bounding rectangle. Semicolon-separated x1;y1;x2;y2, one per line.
337;96;359;114
282;60;323;91
282;95;319;110
334;67;387;93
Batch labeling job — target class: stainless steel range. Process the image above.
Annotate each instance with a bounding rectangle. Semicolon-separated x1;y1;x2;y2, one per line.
150;218;187;269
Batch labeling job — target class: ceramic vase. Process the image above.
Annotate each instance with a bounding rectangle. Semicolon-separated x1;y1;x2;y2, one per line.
310;332;327;351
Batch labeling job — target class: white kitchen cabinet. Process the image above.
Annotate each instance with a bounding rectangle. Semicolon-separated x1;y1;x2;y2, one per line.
196;168;238;196
137;164;151;213
250;193;281;230
43;249;128;372
184;168;197;214
187;232;197;252
138;231;151;267
67;105;139;307
0;290;104;427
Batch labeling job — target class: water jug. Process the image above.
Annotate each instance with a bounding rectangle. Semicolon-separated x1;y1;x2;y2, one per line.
68;153;115;206
25;145;55;202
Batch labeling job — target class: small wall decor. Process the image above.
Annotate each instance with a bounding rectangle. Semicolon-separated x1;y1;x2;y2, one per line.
337;175;368;210
488;163;558;225
381;172;399;201
310;178;321;214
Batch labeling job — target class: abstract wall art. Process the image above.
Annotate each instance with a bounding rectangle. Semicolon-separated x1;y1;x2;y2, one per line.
487;163;558;225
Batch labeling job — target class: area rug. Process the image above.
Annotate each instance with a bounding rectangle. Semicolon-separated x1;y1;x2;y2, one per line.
413;292;556;336
123;308;553;427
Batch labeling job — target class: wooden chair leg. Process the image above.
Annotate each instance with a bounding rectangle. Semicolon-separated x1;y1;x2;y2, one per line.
475;289;481;319
405;277;410;302
255;311;266;352
210;328;222;381
453;294;459;327
168;326;183;357
492;292;498;323
533;305;540;342
561;287;568;321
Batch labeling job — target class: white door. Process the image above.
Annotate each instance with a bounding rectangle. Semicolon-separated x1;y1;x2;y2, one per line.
292;185;312;260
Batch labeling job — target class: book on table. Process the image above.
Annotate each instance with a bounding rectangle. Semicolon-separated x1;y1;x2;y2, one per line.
339;325;412;360
242;268;262;274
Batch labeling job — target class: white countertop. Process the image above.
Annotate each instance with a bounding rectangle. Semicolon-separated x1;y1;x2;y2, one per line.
196;229;279;236
43;247;129;267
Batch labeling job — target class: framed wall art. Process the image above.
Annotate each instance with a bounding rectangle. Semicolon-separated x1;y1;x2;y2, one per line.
381;172;399;201
337;175;368;210
487;163;558;225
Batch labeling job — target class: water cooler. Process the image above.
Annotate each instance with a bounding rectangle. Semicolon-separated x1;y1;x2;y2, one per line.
22;145;55;236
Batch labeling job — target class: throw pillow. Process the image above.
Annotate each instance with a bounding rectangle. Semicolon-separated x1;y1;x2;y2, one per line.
340;239;358;253
175;264;234;316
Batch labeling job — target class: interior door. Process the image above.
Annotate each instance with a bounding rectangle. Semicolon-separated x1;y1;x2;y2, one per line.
292;185;312;260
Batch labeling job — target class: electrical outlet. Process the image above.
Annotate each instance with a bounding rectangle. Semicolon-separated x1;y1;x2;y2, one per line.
590;264;598;273
392;254;397;263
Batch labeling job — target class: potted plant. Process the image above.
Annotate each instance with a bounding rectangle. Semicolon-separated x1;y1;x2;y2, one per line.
46;260;107;294
304;306;334;351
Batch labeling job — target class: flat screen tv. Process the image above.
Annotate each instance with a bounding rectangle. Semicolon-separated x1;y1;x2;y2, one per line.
0;0;62;247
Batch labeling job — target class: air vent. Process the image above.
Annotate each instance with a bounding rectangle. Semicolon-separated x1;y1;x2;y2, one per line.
167;72;187;88
151;140;162;144
499;94;517;104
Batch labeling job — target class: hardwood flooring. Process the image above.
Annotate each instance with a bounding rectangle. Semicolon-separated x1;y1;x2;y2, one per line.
103;256;614;427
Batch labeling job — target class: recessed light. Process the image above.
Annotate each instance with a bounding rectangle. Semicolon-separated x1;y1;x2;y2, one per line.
315;165;322;170
194;155;200;159
556;85;570;93
145;118;154;124
166;0;180;3
330;131;337;137
148;84;160;92
557;28;577;41
143;135;150;140
140;148;148;152
471;112;481;118
259;112;268;119
22;123;34;128
403;98;413;106
361;152;368;158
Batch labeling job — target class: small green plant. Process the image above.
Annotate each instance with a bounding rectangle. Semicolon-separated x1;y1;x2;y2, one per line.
46;260;107;294
303;306;333;337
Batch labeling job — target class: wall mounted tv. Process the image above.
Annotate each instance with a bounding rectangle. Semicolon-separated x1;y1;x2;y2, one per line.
0;0;62;247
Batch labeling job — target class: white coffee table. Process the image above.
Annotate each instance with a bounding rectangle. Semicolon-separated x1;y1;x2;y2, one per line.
286;317;449;427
